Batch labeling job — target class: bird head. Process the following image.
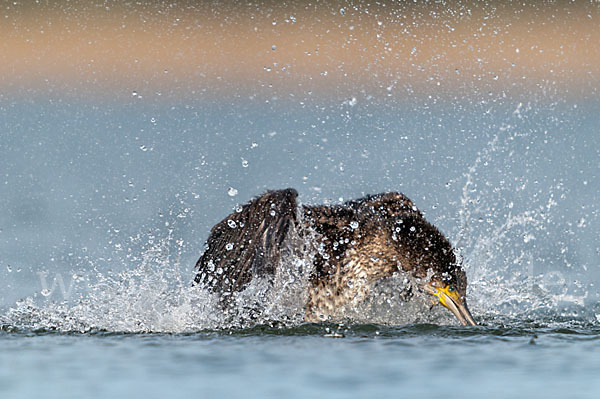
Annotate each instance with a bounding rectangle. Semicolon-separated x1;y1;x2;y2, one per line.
392;213;476;326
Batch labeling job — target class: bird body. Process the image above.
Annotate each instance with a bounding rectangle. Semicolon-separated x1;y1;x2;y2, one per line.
194;188;476;326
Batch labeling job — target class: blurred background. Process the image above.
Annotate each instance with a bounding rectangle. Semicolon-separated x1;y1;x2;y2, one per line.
1;0;599;312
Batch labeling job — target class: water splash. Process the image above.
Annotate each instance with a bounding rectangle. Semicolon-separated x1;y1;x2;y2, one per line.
1;231;467;333
455;111;589;322
2;181;595;334
1;108;596;332
3;234;222;333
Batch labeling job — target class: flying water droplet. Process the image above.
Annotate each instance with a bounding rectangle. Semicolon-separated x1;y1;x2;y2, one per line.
225;243;234;251
350;221;359;229
227;187;238;197
227;220;237;228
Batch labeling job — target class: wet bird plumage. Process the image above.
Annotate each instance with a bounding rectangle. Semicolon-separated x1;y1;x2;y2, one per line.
193;188;476;325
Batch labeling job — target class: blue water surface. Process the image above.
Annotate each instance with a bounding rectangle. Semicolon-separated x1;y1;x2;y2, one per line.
2;324;600;399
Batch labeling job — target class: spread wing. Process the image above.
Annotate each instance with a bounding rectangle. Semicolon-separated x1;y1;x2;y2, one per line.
193;188;299;294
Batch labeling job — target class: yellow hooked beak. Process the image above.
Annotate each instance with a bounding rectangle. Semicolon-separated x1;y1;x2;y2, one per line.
425;284;477;326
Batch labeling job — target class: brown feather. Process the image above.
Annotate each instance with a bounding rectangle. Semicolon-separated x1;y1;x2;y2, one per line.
193;189;467;322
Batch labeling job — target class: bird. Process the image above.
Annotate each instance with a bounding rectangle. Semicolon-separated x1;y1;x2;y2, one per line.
193;188;476;326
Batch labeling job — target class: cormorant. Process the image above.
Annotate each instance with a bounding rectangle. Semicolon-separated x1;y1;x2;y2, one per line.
193;188;476;326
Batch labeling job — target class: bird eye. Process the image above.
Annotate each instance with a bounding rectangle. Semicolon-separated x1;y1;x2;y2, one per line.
447;285;455;293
